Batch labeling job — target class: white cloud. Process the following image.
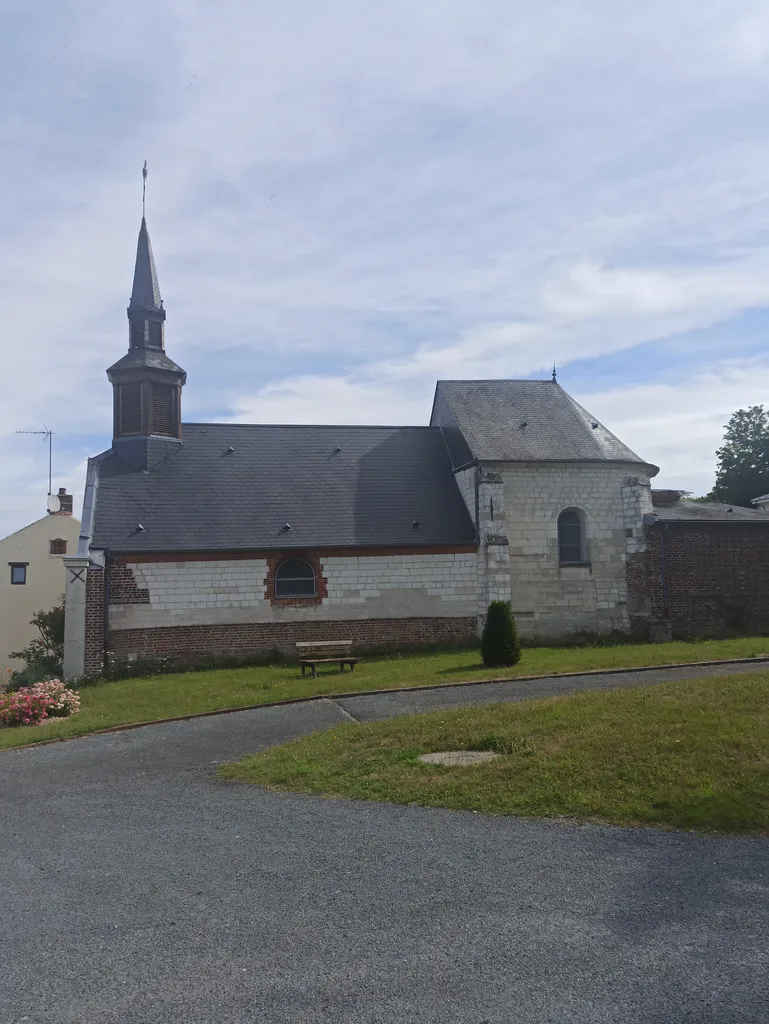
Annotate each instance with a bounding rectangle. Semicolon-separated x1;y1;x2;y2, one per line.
0;447;87;542
324;255;769;386
227;375;430;427
540;260;769;321
577;359;769;495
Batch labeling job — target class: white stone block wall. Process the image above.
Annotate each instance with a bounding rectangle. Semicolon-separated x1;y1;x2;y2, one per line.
477;462;653;637
477;472;511;619
132;559;268;614
109;552;478;630
622;477;654;554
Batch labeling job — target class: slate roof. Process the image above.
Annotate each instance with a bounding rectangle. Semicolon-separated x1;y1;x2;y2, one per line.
90;424;477;553
107;347;186;376
651;500;769;523
431;379;657;470
129;217;162;311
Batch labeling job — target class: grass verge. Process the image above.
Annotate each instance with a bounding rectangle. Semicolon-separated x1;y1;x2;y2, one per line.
2;635;769;752
220;671;769;835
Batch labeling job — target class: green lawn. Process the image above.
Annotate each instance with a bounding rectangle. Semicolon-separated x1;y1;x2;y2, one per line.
1;635;768;752
220;671;769;835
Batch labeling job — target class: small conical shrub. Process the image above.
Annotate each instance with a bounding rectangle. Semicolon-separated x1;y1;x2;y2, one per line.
481;601;521;668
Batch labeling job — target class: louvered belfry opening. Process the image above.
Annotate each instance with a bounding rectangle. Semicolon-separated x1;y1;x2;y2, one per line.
152;385;175;436
119;383;143;435
130;319;147;348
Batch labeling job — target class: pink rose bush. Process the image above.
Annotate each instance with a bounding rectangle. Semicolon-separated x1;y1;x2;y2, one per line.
0;679;81;728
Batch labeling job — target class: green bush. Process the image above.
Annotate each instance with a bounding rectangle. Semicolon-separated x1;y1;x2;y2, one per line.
481;601;522;668
95;647;292;683
8;602;65;690
5;660;62;692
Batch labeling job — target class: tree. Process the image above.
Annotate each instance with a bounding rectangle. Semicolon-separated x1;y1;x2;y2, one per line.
481;601;522;668
708;405;769;508
10;602;65;680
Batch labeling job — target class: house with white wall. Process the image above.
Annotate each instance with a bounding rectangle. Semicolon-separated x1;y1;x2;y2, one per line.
1;491;80;675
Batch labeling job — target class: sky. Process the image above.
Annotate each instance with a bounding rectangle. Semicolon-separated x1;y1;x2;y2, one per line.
2;0;769;537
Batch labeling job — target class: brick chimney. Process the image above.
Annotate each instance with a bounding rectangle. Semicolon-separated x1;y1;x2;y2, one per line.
53;487;73;516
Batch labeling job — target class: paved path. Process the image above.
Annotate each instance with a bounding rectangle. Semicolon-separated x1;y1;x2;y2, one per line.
1;662;768;1023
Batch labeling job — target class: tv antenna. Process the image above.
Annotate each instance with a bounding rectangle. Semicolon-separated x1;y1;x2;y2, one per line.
15;427;53;496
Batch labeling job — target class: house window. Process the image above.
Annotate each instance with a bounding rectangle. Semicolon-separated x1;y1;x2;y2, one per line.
10;563;27;585
558;509;586;564
274;558;316;599
50;539;67;555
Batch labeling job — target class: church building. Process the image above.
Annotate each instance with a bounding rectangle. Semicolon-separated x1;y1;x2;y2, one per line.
63;213;662;678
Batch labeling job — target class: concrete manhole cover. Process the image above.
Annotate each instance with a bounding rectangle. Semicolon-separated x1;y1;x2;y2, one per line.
418;750;502;766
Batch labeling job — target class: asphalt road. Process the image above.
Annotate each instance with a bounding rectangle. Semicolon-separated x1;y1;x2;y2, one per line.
1;663;768;1023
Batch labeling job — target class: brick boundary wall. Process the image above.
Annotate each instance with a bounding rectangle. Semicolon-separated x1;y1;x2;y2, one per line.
84;567;105;677
107;616;477;664
626;549;663;619
631;523;769;639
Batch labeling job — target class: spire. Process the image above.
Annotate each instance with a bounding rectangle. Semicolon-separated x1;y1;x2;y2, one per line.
107;168;186;462
552;362;557;382
129;216;162;312
129;163;162;312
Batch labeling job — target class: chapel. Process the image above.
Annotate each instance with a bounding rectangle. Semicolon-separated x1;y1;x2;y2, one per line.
63;213;661;677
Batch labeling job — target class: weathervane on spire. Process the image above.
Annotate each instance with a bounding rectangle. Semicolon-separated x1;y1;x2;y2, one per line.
552;362;557;382
142;160;148;219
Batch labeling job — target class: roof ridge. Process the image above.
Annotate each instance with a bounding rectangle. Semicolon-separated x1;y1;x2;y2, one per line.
437;378;555;385
557;390;612;460
0;514;70;543
564;392;648;463
182;422;441;430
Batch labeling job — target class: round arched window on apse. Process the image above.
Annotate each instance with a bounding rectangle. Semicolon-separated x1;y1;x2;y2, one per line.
558;509;585;564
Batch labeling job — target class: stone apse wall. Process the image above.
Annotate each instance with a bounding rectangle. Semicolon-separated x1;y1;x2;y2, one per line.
471;462;654;638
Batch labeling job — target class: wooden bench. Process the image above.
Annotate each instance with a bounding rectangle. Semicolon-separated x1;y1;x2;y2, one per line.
296;640;358;678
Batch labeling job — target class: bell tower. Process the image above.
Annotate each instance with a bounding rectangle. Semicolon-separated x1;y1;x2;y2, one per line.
107;165;186;468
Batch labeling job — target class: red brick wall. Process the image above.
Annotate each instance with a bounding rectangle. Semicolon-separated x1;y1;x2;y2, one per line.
84;566;105;677
108;564;150;604
632;524;769;639
107;616;476;664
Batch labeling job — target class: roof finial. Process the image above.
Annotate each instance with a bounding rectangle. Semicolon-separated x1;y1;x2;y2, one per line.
142;160;148;219
552;362;557;382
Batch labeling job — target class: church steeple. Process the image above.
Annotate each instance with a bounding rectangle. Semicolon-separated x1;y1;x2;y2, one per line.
107;167;186;466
